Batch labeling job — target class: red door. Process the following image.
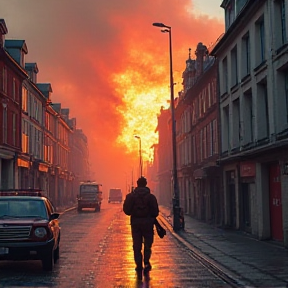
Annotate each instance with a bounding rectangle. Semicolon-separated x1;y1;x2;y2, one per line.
269;164;283;241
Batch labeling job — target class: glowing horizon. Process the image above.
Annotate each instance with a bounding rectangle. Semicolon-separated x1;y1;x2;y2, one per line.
0;0;224;191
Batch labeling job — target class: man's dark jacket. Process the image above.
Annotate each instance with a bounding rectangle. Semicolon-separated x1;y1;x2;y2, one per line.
123;186;159;225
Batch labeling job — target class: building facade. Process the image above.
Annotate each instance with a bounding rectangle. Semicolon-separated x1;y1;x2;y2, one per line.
155;107;173;208
0;21;27;190
211;0;288;246
176;44;222;224
155;43;222;225
0;19;91;209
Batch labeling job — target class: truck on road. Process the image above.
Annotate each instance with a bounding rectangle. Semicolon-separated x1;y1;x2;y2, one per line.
77;181;103;212
108;188;122;203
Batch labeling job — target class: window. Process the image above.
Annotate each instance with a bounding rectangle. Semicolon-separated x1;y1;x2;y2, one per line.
222;57;228;94
36;129;41;159
184;139;188;165
200;129;203;162
45;112;50;131
212;119;218;154
195;98;199;121
188;135;191;164
231;45;238;87
203;126;207;159
35;101;39;121
44;136;53;163
12;78;16;100
222;105;230;152
275;0;287;48
207;123;212;157
22;87;28;112
211;79;217;104
285;72;288;123
181;114;184;135
275;69;288;133
22;120;29;153
225;0;235;30
31;96;40;121
3;104;7;143
255;16;265;66
31;126;35;154
243;90;254;144
256;80;269;140
280;0;286;45
199;95;203;118
12;113;16;146
232;98;240;148
2;66;7;93
242;32;250;78
192;135;196;164
191;103;196;125
236;0;247;15
202;88;206;114
186;108;191;132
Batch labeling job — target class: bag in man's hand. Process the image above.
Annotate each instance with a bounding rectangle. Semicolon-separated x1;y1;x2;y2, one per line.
154;218;166;238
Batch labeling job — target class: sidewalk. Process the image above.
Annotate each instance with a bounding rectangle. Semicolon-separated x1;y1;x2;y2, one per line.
159;206;288;288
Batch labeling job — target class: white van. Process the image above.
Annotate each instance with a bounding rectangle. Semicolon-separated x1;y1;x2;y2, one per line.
108;188;122;203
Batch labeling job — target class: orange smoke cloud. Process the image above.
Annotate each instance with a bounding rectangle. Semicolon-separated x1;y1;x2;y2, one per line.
0;0;224;192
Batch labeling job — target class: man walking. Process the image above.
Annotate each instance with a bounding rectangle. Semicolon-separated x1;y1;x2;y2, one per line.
123;176;159;281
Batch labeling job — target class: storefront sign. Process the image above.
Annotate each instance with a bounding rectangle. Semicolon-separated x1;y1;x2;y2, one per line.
39;163;48;172
240;162;256;177
17;158;30;168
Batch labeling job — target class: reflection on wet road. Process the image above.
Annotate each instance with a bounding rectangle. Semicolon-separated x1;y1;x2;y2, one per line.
0;202;229;288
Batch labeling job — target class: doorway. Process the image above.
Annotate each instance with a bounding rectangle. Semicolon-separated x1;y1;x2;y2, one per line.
269;163;283;241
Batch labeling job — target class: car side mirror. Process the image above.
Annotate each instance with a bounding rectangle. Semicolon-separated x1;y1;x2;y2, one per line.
50;213;60;221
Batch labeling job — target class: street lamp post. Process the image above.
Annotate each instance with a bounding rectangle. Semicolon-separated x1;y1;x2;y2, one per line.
152;22;181;232
134;135;142;177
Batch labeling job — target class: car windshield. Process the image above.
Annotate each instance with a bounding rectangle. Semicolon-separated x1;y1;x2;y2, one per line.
0;199;47;219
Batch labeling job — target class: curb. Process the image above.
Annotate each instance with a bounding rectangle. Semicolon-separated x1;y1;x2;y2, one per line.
158;211;247;287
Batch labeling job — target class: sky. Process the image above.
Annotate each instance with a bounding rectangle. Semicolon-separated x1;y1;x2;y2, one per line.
0;0;224;195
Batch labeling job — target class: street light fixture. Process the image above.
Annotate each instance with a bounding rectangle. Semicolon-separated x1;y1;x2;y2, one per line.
152;22;181;232
134;135;142;177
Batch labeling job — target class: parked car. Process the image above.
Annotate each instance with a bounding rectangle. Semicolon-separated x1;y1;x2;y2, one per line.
0;189;61;271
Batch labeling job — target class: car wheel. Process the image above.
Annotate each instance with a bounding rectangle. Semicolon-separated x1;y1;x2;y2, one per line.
54;242;60;263
42;249;54;271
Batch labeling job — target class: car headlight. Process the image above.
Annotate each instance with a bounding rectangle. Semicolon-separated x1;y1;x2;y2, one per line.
34;227;47;238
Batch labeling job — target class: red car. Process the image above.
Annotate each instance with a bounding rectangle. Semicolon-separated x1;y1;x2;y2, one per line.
0;189;61;271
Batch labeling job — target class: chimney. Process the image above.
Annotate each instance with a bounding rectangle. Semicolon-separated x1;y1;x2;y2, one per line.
0;19;8;48
195;42;208;77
